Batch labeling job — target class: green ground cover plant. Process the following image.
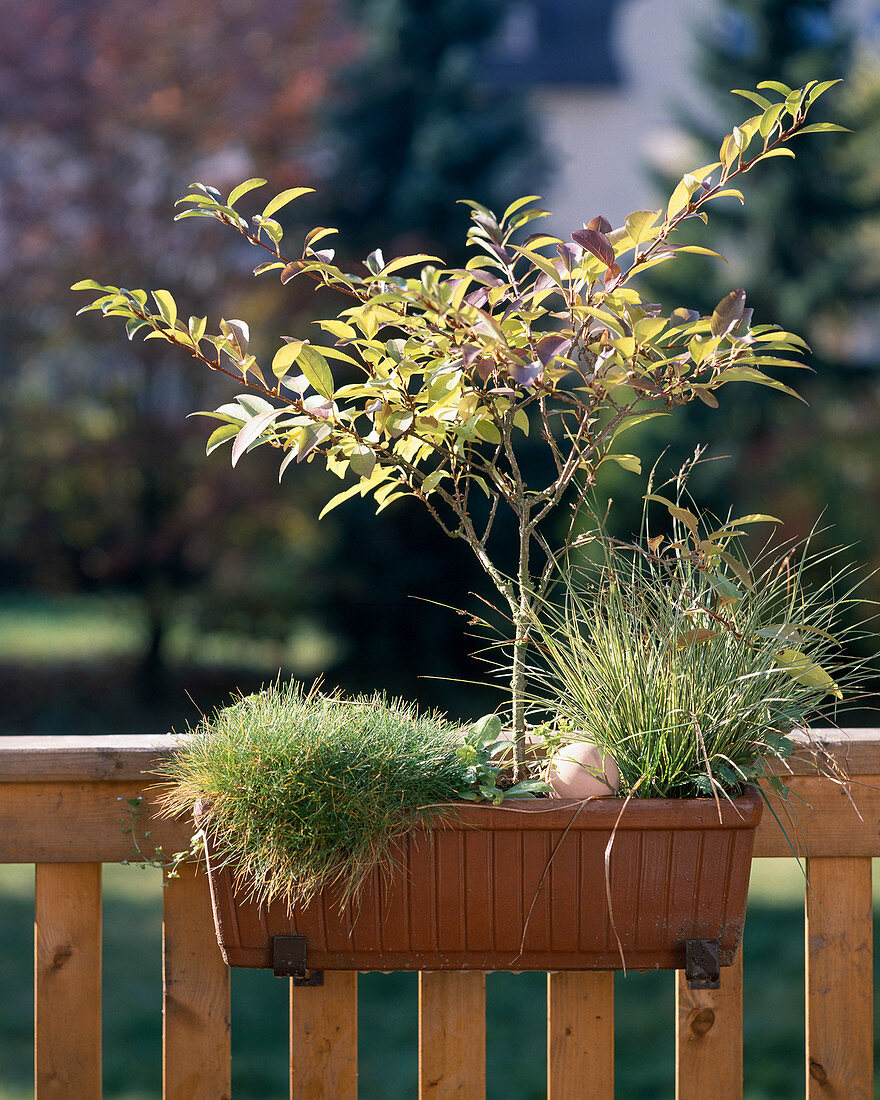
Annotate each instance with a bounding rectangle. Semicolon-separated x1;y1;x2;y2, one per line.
158;681;543;907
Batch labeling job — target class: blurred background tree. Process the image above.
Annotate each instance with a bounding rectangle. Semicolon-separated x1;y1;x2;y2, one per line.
634;0;880;691
0;0;539;731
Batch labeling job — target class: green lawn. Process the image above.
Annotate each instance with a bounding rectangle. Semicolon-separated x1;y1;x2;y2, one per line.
0;860;875;1098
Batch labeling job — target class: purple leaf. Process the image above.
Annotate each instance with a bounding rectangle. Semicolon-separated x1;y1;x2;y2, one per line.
460;345;481;367
464;288;489;308
531;272;555;297
536;334;572;365
571;228;616;269
587;215;613;234
467;269;505;288
471;212;502;242
731;307;754;339
508;360;542;388
474;357;495;382
557;242;579;268
303;395;335;420
501;296;524;322
312;249;335;263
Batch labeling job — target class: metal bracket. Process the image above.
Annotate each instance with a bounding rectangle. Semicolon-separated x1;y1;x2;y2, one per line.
272;935;324;985
685;938;720;990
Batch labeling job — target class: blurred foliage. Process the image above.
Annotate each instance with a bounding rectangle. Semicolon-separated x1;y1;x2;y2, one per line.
0;0;538;718
318;0;539;258
641;0;880;625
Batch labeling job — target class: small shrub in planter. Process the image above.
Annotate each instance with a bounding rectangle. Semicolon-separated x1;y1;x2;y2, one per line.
76;79;864;973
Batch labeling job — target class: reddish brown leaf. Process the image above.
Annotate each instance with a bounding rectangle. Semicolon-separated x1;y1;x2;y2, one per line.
571;228;616;268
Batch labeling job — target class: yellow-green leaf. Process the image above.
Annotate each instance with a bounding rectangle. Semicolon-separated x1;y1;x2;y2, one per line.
227;178;267;206
272;340;304;378
774;649;842;699
152;290;177;328
378;254;443;277
261;187;315;220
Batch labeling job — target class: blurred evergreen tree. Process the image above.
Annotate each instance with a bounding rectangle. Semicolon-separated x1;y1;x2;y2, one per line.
639;0;880;600
317;0;539;260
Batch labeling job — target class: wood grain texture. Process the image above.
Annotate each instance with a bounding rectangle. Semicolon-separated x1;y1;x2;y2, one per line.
163;862;230;1100
419;971;485;1098
290;970;357;1100
675;948;742;1100
805;857;873;1100
0;781;192;862
0;728;877;780
0;735;180;781
547;970;613;1100
35;863;102;1099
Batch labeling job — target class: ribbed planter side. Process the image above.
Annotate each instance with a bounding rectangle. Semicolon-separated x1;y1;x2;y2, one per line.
205;788;762;971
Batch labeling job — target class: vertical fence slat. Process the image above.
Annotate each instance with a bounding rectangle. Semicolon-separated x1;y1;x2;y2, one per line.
547;970;613;1099
290;970;357;1100
675;948;742;1100
805;856;873;1100
419;971;485;1098
35;862;102;1099
162;862;231;1100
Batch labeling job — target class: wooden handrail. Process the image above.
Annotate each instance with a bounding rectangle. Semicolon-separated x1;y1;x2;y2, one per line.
1;731;877;1099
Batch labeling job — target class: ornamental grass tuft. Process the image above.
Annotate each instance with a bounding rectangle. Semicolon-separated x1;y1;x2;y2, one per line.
528;536;873;800
157;681;470;908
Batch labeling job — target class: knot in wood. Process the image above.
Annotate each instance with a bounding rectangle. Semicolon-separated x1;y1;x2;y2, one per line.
689;1006;715;1037
51;944;73;970
808;1060;828;1085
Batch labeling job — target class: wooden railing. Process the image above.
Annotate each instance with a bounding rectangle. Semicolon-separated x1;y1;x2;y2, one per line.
0;731;878;1099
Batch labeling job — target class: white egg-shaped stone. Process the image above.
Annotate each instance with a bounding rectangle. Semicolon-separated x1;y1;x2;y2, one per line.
547;740;620;799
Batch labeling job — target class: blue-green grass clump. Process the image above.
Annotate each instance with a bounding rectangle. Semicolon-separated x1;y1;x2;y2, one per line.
528;539;872;800
158;681;469;907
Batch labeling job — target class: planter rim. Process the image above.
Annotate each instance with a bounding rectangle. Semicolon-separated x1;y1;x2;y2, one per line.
420;784;762;831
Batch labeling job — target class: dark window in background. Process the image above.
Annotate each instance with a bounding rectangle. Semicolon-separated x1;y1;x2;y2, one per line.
483;0;625;87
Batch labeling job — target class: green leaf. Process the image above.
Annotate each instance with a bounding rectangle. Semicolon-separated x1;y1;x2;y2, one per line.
227;178;267;206
205;423;240;456
624;209;661;246
260;187;315;220
511;245;563;285
71;279;111;292
349;445;376;479
714;367;805;402
731;89;772;109
610;411;669;442
791;123;852;136
474;418;501;445
298;344;334;399
757;80;792;95
600;453;641;474
705;573;742;602
502;195;542;224
188;316;207;343
151;290;177;328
